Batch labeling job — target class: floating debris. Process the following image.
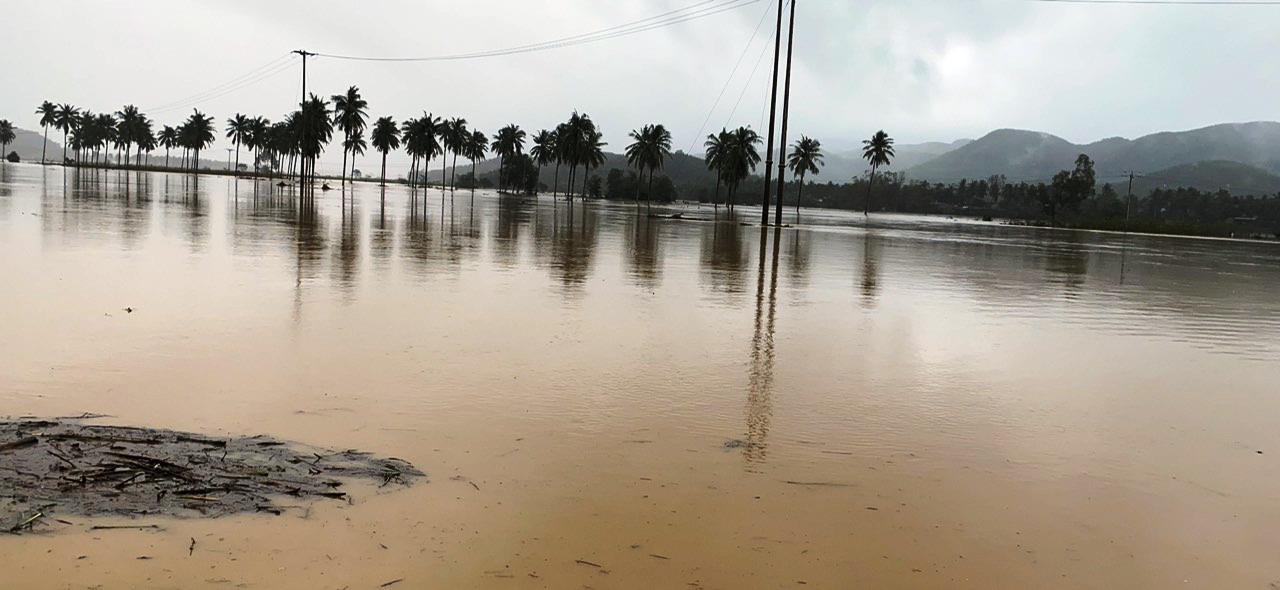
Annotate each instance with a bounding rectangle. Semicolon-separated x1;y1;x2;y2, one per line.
1;419;423;532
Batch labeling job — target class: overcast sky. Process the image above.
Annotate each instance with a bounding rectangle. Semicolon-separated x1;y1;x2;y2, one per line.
5;0;1279;175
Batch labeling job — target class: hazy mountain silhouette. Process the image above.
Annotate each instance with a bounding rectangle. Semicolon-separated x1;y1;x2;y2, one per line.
907;122;1280;186
1126;160;1280;196
5;127;61;162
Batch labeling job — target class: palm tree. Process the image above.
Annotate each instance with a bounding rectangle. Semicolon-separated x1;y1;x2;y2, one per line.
443;117;468;190
625;123;673;207
786;136;823;219
465;129;487;189
296;95;333;187
36;101;57;164
370;116;400;187
225;114;250;176
0;120;14;161
137;124;157;167
530;129;556;195
158;125;178;168
331;86;368;186
402;114;441;188
246;117;269;176
183;109;216;173
579;130;607;198
861;130;895;216
490;124;526;191
556;112;593;200
53;104;79;164
95;113;117;167
703;129;731;209
724;126;762;210
114;105;142;166
344;129;367;179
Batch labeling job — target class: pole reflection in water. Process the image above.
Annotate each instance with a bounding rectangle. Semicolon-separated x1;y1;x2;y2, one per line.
744;226;781;470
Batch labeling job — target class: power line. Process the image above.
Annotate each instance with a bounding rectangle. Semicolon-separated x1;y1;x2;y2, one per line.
688;0;776;152
143;53;294;113
312;0;761;62
1028;0;1280;4
148;58;298;116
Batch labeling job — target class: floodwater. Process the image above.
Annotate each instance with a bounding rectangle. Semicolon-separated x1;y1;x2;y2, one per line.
2;162;1279;589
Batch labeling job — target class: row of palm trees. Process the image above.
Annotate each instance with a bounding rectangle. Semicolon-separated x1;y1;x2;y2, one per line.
35;101;218;170
27;93;894;218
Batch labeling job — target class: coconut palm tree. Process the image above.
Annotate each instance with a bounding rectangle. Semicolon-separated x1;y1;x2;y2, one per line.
556;113;594;200
443;117;468;190
786;136;823;219
296;95;333;186
579;130;608;198
114;105;142;166
370;116;400;187
724;126;762;210
402;114;441;188
530;129;556;195
95;113;117;167
137;124;157;167
36;101;57;164
53;104;79;165
246;116;269;176
344;129;367;178
625;123;673;207
331;86;368;187
157;125;178;168
465;129;487;189
703;129;732;209
861;130;894;216
225;114;250;176
0;120;14;161
182;109;216;173
490;124;526;191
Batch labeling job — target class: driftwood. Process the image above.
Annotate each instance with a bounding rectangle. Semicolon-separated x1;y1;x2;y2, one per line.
1;419;423;533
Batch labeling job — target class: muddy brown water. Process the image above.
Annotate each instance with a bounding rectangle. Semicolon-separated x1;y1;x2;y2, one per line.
2;163;1279;589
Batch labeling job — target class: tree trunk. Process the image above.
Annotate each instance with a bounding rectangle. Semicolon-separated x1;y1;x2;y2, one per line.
41;126;48;164
380;151;387;187
234;141;240;177
553;162;560;198
450;152;458;191
795;172;804;219
863;165;876;216
647;168;654;209
713;174;721;210
470;160;476;191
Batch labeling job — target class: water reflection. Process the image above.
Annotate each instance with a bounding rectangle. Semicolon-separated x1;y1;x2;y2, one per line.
3;165;1279;361
744;227;781;469
700;214;749;301
860;230;880;306
625;212;662;290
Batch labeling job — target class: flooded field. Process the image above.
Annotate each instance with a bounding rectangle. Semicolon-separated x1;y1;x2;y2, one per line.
2;163;1279;589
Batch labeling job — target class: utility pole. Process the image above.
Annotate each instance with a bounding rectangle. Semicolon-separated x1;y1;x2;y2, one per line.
760;0;785;227
773;0;797;228
293;49;315;187
1124;171;1135;231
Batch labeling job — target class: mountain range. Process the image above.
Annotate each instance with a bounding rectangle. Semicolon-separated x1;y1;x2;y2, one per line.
904;122;1280;193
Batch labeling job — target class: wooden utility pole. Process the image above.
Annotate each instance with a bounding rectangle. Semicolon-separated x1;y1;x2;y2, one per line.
293;49;314;188
760;0;785;227
1125;171;1135;231
773;0;797;228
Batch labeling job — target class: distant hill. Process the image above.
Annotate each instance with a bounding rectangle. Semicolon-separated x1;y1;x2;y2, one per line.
5;127;62;163
1120;160;1280;197
907;122;1280;190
